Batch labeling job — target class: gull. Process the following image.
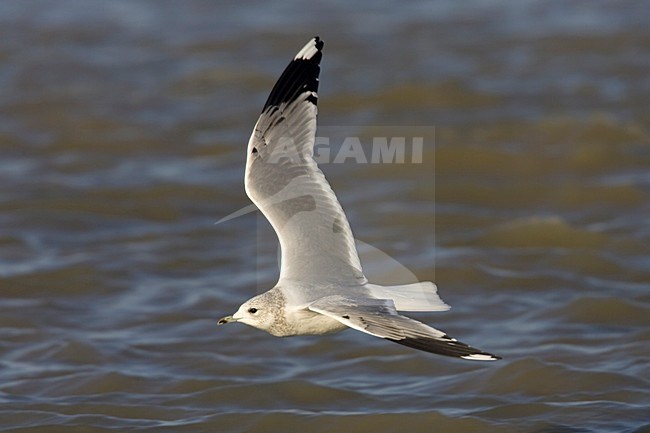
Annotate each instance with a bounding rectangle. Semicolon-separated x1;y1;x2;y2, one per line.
218;37;500;361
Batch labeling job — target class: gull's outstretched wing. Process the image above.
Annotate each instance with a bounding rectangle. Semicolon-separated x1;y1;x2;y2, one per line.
309;296;500;360
245;37;366;285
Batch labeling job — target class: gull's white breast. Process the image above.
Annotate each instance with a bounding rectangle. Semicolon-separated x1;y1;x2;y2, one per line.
280;306;348;336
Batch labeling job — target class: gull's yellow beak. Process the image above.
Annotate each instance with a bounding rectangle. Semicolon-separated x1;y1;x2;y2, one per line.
217;315;237;325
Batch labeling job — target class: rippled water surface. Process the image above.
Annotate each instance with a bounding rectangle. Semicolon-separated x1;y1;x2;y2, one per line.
1;1;649;432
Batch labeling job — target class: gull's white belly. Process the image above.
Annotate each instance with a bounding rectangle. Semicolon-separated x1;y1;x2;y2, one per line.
277;308;347;336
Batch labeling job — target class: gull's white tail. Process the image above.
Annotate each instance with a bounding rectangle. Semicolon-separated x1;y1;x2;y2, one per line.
367;282;450;312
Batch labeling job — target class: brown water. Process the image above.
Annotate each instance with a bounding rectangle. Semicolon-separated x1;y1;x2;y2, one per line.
1;1;649;432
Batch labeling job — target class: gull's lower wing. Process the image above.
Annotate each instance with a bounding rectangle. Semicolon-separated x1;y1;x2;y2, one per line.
309;295;501;360
245;37;366;285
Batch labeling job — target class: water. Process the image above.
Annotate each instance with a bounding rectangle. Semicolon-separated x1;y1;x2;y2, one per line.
1;1;649;432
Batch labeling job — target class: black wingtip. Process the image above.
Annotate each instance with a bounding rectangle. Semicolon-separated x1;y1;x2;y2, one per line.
262;37;324;112
388;336;501;361
314;36;324;50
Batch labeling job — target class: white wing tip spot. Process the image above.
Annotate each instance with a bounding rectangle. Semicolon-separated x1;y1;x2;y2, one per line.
294;37;322;60
461;353;499;361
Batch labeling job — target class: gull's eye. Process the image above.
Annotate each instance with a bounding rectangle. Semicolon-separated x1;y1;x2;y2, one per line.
248;307;258;314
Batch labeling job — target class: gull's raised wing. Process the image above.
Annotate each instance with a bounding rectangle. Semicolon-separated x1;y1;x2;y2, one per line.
245;37;366;285
309;295;501;360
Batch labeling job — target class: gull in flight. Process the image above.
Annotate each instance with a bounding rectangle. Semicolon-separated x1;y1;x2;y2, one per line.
218;37;500;361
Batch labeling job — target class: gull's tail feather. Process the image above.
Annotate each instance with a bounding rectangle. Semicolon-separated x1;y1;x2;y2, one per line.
367;282;450;312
